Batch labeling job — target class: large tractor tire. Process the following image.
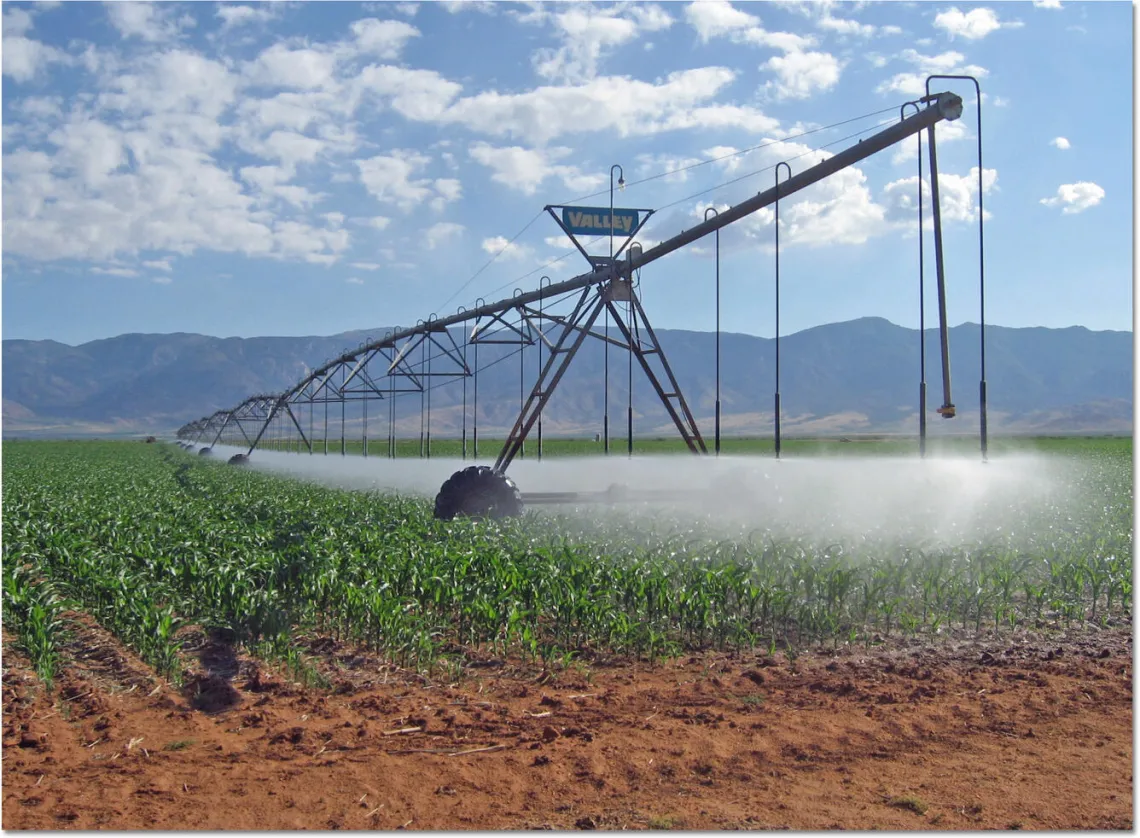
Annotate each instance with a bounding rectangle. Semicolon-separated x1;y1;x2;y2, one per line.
228;453;250;466
198;447;213;456
434;466;523;521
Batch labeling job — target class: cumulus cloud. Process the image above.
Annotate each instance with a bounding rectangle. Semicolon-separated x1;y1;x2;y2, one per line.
1050;136;1071;150
105;2;195;42
882;167;997;226
350;18;420;59
683;1;840;100
933;7;1023;40
1040;182;1104;214
481;236;532;260
215;4;278;30
1;3;804;275
891;120;970;165
3;6;71;81
876;48;987;97
356;150;462;212
764;50;842;100
468;143;604;195
436;68;779;144
424;221;465;249
91;266;139;277
2;39;351;268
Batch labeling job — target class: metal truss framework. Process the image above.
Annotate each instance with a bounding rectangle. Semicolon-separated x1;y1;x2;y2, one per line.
179;89;973;475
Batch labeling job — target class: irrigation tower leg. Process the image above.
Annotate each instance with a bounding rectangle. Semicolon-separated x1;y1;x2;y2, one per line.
494;287;605;473
604;293;707;455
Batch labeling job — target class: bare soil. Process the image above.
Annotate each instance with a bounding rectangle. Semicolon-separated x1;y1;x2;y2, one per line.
3;623;1132;830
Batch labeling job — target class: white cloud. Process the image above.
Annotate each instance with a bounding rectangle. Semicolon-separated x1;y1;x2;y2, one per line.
683;2;837;100
763;50;842;100
437;67;778;144
424;221;465;249
1050;136;1071;150
523;4;673;83
244;43;339;91
817;14;875;38
2;33;71;81
1040;182;1104;214
241;163;325;208
883;167;997;225
365;216;392;230
441;0;497;12
704;145;744;174
151;275;173;285
933;7;1023;40
346;276;365;284
356;150;461;211
3;99;349;266
684;1;816;50
3;8;71;82
3;6;34;36
105;2;194;42
393;3;420;17
685;0;759;41
534;9;637;82
1033;0;1062;8
481;236;532;261
351;261;382;270
215;5;278;30
891;120;969;165
634;152;704;183
242;130;327;168
353;64;462;121
468;142;604;195
91;266;139;277
876;48;988;97
350;18;420;59
143;259;172;271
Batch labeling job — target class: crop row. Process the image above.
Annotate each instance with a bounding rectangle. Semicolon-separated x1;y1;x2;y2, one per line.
2;440;1131;686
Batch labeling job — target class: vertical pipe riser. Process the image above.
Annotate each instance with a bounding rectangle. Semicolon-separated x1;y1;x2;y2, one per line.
926;123;955;417
919;381;927;458
979;380;988;460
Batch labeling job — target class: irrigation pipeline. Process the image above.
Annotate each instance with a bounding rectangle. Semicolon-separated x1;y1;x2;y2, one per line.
180;89;968;489
286;92;964;385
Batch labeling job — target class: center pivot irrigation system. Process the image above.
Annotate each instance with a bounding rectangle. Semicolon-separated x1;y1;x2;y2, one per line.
178;80;989;520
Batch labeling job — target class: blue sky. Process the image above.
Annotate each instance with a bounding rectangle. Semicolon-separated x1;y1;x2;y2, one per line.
1;0;1132;346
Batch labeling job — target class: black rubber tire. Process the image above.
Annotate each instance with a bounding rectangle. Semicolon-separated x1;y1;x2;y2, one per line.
228;454;250;466
433;466;523;521
198;447;213;456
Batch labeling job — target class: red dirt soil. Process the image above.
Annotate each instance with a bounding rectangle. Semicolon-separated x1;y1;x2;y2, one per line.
3;624;1132;830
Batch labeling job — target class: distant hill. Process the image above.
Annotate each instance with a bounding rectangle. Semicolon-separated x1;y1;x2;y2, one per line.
2;318;1132;437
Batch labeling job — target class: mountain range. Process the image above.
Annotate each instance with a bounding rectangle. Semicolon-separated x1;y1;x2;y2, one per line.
3;318;1132;437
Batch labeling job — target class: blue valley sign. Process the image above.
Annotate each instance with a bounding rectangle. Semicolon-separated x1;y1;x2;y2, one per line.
560;206;640;237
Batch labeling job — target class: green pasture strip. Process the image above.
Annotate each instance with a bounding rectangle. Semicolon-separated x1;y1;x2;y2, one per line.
237;434;1133;460
3;439;1132;687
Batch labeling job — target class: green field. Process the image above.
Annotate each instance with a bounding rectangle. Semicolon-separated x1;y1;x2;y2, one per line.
4;438;1132;689
204;432;1131;460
